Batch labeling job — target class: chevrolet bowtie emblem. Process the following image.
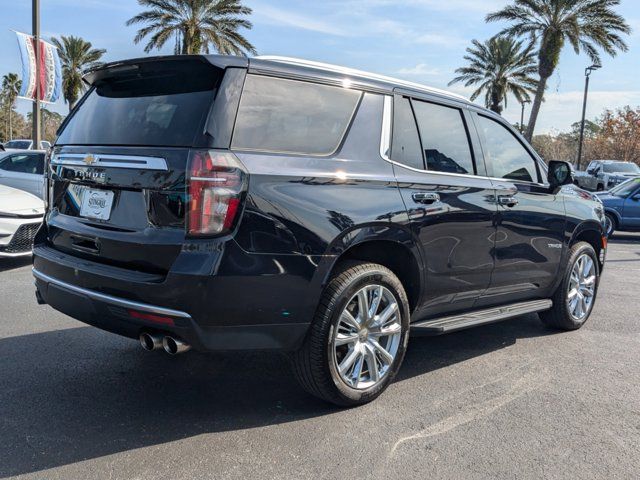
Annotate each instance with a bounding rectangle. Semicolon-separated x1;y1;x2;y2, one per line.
84;154;96;165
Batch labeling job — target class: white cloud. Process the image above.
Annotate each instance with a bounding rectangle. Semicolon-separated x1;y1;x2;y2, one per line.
345;0;502;14
250;2;466;49
253;5;349;36
415;33;467;47
397;63;442;76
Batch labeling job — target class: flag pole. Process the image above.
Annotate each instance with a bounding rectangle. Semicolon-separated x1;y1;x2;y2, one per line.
32;0;41;147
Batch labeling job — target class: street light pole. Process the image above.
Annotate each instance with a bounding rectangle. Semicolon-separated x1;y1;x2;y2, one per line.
32;0;41;147
577;64;600;170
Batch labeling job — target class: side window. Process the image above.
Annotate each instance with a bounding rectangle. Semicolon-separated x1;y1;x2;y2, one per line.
391;97;423;170
232;75;362;155
411;100;475;175
0;154;41;174
477;115;539;183
34;153;45;174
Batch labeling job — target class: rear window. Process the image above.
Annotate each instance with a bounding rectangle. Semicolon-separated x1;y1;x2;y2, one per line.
231;75;362;155
603;162;640;174
57;67;218;147
4;140;31;149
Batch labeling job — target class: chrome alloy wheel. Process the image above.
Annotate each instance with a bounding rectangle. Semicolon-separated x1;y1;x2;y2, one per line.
567;253;597;321
332;284;402;390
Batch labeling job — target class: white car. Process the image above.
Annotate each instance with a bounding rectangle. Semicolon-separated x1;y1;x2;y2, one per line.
0;150;46;198
3;139;51;150
0;184;44;257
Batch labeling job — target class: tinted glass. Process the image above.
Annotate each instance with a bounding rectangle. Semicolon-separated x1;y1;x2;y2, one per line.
0;153;43;174
603;162;640;173
57;72;217;146
478;115;538;182
610;178;640;197
232;75;361;155
412;100;474;174
391;97;423;169
4;140;31;149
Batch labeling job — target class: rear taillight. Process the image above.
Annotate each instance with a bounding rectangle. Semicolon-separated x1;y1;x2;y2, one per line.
187;150;247;237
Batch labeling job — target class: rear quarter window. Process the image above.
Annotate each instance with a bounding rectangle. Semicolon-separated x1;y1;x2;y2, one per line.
231;75;362;156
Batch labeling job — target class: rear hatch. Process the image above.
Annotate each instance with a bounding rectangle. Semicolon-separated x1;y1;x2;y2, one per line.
47;57;228;274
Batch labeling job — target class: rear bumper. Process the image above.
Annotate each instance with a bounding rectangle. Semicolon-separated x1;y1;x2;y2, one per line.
34;267;310;351
32;242;327;351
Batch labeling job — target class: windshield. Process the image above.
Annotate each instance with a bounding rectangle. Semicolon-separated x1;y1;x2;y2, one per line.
57;66;219;147
610;178;640;197
602;162;640;174
4;140;32;149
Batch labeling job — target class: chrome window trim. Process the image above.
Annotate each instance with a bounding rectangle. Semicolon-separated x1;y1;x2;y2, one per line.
33;268;192;319
51;153;168;171
380;95;550;188
380;95;393;162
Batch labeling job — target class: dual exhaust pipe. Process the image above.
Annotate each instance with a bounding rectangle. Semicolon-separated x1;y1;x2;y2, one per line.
139;332;191;355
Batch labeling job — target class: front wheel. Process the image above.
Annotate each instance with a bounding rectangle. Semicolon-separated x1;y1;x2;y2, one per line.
540;242;600;330
292;262;410;406
604;213;617;237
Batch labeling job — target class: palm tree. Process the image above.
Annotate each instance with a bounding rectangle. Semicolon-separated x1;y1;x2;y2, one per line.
449;36;538;115
126;0;256;56
487;0;631;142
2;73;22;140
50;36;106;112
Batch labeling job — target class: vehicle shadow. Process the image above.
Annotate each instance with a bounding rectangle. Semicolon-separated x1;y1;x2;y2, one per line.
0;314;552;477
0;256;31;273
609;232;640;244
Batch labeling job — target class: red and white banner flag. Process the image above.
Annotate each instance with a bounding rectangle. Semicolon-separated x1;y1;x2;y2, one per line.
14;31;62;103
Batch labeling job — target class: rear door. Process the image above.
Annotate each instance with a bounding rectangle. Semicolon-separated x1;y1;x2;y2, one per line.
391;94;497;318
47;58;228;274
472;112;566;307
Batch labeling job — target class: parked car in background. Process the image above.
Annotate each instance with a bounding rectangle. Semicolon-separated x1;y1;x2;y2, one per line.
0;150;47;198
574;160;640;191
596;178;640;236
0;184;44;257
3;139;52;151
33;55;606;406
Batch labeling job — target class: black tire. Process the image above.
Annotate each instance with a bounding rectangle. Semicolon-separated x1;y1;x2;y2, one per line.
596;184;604;191
540;242;600;331
604;213;617;237
291;261;410;406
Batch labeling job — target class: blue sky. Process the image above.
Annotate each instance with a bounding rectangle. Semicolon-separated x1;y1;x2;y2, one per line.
1;0;639;134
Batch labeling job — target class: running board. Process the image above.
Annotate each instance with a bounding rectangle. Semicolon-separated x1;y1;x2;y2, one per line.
410;299;553;335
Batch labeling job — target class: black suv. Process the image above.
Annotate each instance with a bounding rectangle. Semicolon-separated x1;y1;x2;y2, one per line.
34;55;607;406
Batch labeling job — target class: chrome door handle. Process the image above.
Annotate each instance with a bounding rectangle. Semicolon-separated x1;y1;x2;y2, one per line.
412;192;440;204
498;195;518;207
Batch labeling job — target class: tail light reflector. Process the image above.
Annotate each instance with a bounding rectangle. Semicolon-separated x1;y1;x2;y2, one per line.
187;150;247;237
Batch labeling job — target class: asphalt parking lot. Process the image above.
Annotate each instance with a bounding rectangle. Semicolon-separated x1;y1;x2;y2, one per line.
1;234;639;480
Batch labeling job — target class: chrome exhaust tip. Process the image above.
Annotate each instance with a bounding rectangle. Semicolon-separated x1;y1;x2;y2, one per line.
139;332;163;351
162;336;191;355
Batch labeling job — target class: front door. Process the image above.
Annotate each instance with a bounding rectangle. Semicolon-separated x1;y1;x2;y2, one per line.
389;95;497;318
472;112;565;307
622;183;640;228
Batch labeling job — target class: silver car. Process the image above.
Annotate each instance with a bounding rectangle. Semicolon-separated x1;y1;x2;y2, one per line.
0;150;46;199
0;184;44;257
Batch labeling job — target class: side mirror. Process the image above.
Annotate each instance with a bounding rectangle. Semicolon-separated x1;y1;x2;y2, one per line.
632;194;640;202
548;160;574;193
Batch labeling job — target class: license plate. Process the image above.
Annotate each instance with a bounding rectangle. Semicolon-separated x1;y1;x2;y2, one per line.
79;188;114;221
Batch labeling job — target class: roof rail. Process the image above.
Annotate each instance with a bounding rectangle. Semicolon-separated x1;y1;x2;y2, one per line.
255;56;467;102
